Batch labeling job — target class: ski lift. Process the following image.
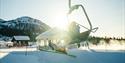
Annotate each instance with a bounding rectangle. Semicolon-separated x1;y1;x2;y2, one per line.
36;0;98;58
68;0;98;48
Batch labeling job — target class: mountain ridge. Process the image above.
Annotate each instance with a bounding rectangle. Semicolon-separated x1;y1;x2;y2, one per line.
0;16;50;41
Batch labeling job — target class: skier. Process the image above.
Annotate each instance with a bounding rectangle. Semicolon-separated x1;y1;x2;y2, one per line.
69;21;81;48
48;40;67;54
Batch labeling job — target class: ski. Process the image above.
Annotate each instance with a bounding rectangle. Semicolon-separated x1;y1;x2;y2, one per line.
40;49;76;58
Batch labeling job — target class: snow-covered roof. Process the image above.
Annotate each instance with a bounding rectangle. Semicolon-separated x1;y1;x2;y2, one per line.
36;28;70;40
13;36;30;41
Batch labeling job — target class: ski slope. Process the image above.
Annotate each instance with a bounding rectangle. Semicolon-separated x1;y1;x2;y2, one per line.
0;47;125;63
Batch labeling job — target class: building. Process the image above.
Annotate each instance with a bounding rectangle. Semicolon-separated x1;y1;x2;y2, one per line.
11;36;30;46
36;28;70;50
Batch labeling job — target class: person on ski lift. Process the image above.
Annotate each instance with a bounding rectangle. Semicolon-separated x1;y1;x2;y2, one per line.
69;21;81;47
48;40;67;54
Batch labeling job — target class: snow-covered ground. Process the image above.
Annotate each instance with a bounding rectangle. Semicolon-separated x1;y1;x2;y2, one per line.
0;46;125;63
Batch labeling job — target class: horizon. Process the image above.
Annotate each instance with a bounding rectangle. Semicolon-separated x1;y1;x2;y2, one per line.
0;0;125;38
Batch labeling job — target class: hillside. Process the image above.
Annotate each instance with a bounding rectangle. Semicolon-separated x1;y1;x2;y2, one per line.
0;16;50;41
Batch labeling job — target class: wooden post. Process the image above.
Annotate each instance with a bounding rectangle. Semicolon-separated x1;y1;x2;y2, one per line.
25;41;28;56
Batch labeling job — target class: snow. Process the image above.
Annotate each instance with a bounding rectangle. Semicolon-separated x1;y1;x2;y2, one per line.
13;36;30;41
0;47;125;63
36;28;69;40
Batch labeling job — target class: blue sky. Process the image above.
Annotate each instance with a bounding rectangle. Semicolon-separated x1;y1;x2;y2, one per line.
0;0;124;38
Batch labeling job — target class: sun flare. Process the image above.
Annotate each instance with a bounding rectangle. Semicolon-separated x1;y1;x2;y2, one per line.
51;12;68;30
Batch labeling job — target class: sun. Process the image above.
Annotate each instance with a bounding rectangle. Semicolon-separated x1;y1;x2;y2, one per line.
52;13;68;30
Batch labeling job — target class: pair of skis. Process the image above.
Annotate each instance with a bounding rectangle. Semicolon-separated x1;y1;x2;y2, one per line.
40;49;76;58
